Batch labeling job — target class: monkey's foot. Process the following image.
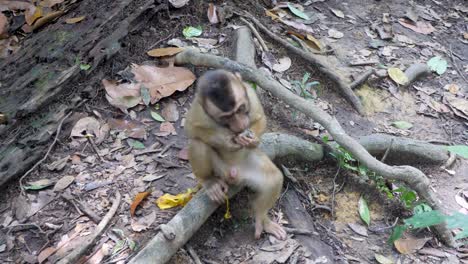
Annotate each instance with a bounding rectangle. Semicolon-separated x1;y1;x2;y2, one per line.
255;219;287;240
206;180;228;204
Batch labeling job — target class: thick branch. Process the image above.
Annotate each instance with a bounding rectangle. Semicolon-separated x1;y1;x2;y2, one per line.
174;49;455;247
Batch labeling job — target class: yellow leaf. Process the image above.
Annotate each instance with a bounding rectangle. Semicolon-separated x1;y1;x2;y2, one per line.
388;68;409;85
156;189;194;209
305;34;323;51
224;195;231;219
147;47;184;57
66;16;85;24
265;9;280;20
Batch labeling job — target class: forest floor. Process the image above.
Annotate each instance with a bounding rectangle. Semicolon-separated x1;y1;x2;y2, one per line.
0;0;467;263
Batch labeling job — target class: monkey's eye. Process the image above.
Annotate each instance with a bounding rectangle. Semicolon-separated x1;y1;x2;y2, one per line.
237;104;246;113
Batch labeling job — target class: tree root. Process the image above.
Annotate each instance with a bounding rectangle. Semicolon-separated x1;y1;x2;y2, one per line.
357;134;450;165
243;15;365;115
174;49;456;247
57;191;121;264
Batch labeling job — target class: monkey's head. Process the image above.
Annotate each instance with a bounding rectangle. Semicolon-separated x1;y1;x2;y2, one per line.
197;69;251;134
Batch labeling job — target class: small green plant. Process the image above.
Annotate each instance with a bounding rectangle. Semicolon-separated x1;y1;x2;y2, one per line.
291;72;320;99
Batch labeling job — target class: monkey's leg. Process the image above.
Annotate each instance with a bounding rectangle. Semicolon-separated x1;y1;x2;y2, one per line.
188;139;229;203
251;157;287;240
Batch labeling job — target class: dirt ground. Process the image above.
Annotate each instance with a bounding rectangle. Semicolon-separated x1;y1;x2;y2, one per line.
0;0;467;263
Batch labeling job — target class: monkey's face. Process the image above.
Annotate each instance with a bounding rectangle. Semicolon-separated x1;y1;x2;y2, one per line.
205;88;250;134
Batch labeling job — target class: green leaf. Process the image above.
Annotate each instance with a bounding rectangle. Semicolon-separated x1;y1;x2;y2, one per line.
183;26;202;38
127;239;137;251
287;3;309;20
358;196;371;226
80;64;91;71
391;121;413;130
404;210;446;229
150;111;165;122
388;225;407;244
113;240;125;254
446;145;468;159
141;86;151;106
427;56;447;75
446;212;468;240
401;190;417;208
24;179;55;190
413;203;432;215
127;139;145;149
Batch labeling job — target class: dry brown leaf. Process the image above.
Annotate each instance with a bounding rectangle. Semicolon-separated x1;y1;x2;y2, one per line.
446;96;468;117
25;6;43;26
108;118;147;139
70;117;101;138
131;64;196;104
71;155;81;164
32;10;64;31
53;176;74;192
87;242;112;264
130;191;151;217
0;13;8;39
398;19;435;35
131;211;156;232
394;237;431;254
444;83;460;94
38;247;56;263
161;100;179;122
102;79;141;113
159;121;177;135
272;57;292;72
265;9;281;20
147;47;184;57
178;147;189;160
65;16;85;24
207;3;219;24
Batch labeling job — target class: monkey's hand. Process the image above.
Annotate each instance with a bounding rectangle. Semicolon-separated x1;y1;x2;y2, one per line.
205;179;228;204
234;130;259;148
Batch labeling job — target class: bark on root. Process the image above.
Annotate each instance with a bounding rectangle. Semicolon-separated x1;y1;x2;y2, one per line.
174;49;456;247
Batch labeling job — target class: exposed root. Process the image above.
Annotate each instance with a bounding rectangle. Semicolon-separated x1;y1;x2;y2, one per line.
174;49;456;247
243;15;365;115
350;69;374;89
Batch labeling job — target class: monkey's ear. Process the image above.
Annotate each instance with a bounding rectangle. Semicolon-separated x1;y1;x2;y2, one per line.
234;72;243;81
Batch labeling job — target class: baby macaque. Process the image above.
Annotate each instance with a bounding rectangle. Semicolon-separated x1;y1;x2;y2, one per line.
185;69;286;240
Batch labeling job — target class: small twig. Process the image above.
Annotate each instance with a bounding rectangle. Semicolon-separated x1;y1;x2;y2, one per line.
380;138;394;163
157;141;174;157
186;245;203;264
441;152;456;170
19;111;73;195
61;193;102;223
239;17;269;52
57;191;121;264
281;165;298;184
284;227;316;236
349;60;379;66
350;69;374;89
85;134;105;162
448;45;468;84
331;167;341;219
7;223;46;235
369;217;399;233
148;31;176;50
311;204;332;213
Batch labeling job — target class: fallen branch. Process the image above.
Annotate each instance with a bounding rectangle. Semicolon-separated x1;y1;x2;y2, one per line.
244;15;365;115
174;49;455;247
57;191;121;264
404;63;431;87
350;69;374;89
239;18;269;52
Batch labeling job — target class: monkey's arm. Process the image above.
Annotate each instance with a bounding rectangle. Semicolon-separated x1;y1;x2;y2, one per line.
234;88;266;148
